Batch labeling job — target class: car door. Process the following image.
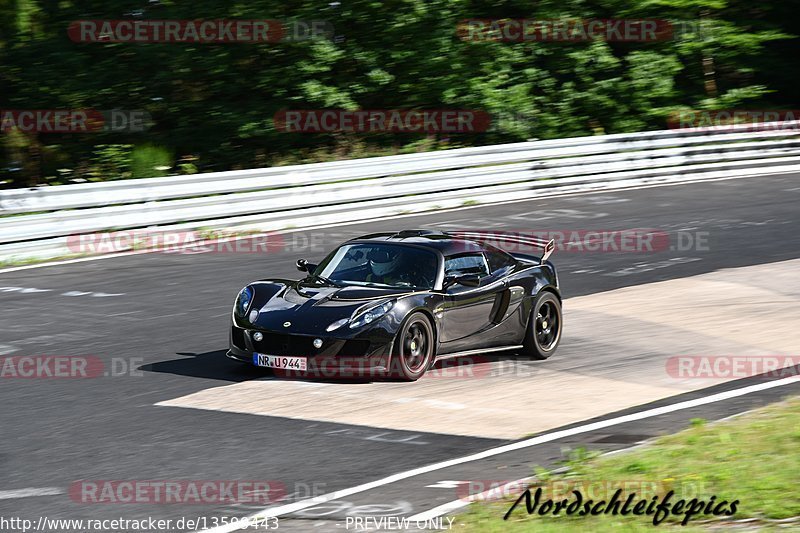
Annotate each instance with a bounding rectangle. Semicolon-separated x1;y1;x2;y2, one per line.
438;252;506;348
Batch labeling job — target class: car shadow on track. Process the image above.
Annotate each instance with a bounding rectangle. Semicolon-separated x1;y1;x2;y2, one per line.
139;350;379;384
140;349;541;384
139;350;266;383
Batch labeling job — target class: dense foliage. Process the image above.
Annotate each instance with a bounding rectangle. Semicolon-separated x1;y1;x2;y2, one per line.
1;0;797;187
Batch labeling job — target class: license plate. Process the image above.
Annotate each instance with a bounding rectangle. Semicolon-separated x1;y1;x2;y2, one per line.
253;353;307;371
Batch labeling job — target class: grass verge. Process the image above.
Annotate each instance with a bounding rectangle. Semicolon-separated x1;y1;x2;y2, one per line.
455;396;800;531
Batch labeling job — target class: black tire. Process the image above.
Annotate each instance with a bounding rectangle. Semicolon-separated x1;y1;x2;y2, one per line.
521;291;562;360
389;312;435;381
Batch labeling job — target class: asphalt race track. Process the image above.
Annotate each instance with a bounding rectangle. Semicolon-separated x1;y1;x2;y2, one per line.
1;174;799;531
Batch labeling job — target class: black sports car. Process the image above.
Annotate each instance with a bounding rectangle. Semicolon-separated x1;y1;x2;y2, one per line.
228;229;561;381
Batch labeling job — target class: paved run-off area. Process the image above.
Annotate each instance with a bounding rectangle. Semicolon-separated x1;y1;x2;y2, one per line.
157;258;800;439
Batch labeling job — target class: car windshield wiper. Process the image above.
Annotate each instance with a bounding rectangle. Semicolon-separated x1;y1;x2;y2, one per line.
308;273;343;287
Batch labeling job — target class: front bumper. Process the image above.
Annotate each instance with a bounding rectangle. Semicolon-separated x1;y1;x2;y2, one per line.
228;324;392;377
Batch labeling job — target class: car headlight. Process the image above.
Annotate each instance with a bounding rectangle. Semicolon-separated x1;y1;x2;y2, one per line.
326;318;349;332
234;286;254;317
350;300;394;329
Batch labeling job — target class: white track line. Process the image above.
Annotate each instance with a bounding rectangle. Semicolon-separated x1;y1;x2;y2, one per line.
407;500;471;522
0;487;63;500
1;170;793;275
407;476;536;522
199;375;798;532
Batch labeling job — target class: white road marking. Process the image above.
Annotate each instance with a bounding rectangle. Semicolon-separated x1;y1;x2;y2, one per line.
366;432;428;445
107;310;142;317
425;481;469;489
63;290;125;297
146;312;189;320
197;375;798;532
7;331;98;346
291;500;412;519
507;208;608;221
406;500;470;522
0;286;51;293
605;257;701;277
0;487;64;500
571;195;630;204
415;438;661;521
0;171;792;275
0;286;125;298
0;343;19;355
323;428;430;446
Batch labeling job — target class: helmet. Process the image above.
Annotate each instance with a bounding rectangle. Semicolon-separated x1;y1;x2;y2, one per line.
368;248;400;277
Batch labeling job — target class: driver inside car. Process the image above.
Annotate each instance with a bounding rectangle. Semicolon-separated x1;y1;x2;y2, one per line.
366;248;403;285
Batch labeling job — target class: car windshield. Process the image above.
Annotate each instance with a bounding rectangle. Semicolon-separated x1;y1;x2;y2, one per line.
315;243;439;290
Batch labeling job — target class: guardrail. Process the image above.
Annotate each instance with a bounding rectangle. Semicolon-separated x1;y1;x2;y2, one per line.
1;121;799;259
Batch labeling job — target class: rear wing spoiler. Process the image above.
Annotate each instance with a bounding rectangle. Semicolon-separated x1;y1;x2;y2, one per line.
451;231;556;264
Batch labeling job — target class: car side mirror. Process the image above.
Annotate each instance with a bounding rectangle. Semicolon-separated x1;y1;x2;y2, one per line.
296;258;316;272
443;273;481;289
